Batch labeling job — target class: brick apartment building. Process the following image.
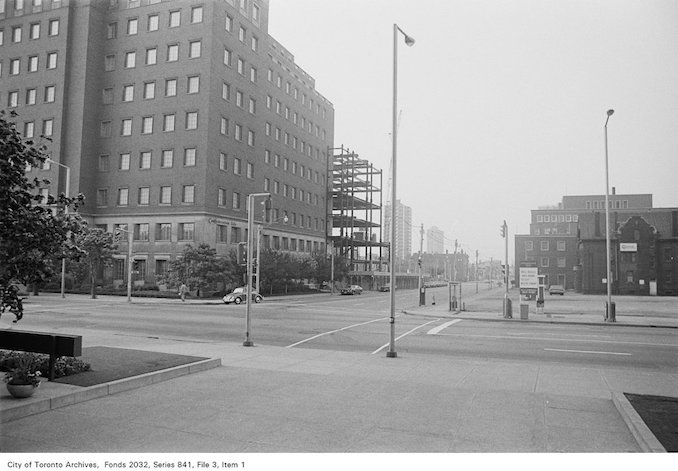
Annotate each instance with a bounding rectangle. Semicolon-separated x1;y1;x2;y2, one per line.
1;0;334;287
515;192;678;296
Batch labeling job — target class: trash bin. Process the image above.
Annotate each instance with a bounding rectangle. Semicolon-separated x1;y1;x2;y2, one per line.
605;301;616;322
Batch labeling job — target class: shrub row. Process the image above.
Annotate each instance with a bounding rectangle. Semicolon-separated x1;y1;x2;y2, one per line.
0;350;91;379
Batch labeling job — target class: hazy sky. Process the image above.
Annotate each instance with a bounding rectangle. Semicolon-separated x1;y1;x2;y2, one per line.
269;0;678;261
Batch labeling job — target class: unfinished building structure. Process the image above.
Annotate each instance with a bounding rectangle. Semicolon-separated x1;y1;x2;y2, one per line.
329;147;388;289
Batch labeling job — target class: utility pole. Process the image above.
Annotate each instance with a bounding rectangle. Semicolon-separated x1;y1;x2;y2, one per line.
418;223;424;306
475;249;479;294
501;220;511;319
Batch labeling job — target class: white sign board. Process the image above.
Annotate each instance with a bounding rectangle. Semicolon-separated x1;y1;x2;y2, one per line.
620;243;637;252
520;267;539;289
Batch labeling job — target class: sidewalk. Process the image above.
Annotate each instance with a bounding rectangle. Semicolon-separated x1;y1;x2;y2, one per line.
1;328;675;452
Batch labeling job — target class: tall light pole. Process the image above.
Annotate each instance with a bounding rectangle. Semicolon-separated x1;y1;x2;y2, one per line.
47;158;70;298
388;24;415;359
244;192;271;347
604;109;615;322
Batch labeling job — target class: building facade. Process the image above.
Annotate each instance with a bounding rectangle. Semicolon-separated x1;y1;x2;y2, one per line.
515;192;678;296
383;199;412;272
426;226;444;254
1;0;334;286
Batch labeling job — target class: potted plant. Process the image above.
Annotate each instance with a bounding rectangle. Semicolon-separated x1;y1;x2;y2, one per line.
4;355;42;398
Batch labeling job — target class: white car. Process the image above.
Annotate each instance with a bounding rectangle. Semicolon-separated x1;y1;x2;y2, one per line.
223;287;263;304
340;285;363;295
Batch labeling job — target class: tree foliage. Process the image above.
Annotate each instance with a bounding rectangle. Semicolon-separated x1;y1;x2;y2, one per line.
157;243;241;295
73;227;118;299
0;110;84;288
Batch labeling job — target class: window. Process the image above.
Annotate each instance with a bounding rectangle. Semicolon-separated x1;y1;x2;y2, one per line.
119;153;131;170
557;241;566;251
107;22;117;39
99;120;111;137
105;55;116;71
222;82;230;100
218;188;227;206
30;22;39;39
121;118;132;136
127;18;138;35
219;152;227;171
235;124;242;141
184;148;196;166
97;189;108;207
135;223;149;240
233;158;241;175
26;88;37;105
239;26;246;42
156;223;172;240
42;119;53;136
139;151;151;169
236;90;243;107
540;257;549;267
220;117;228;135
167;44;178;62
145;47;157;65
122;84;134;102
28;55;38;72
23;121;34;138
250;66;257;82
191;6;203;23
247;130;255;146
223;48;232;66
237;58;244;75
147;14;158;31
12;26;22;43
124;51;135;68
186;111;198;130
161;149;173;167
179;223;194;241
8;91;18;108
98;155;110;172
232;192;241;210
251;35;258;52
225;14;233;32
49;19;59;36
138;188;150;206
163;114;175;132
118;188;129;206
187;75;199;94
264;178;270;192
144;82;155;99
169;10;180;27
189;40;201;58
141;116;153;134
160;186;172;204
525;241;533;251
246;162;254;179
540;241;549;251
165;78;177;96
101;87;112;104
182;185;195;204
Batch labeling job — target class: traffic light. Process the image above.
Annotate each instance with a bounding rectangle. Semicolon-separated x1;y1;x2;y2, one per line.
500;224;506;238
501;264;506;276
237;242;248;265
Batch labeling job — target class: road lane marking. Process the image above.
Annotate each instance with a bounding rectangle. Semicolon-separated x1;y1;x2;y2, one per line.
286;316;389;348
427;319;463;335
436;332;677;348
544;348;631;356
372;318;441;355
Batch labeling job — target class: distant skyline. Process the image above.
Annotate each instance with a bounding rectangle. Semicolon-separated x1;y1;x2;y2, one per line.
269;0;678;261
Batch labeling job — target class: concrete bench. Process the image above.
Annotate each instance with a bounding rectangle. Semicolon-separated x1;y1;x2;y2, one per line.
0;330;83;381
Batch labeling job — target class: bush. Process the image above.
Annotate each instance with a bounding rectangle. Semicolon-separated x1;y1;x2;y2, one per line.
0;350;90;378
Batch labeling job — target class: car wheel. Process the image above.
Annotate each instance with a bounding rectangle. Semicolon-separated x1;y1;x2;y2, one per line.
254;296;262;303
234;297;242;305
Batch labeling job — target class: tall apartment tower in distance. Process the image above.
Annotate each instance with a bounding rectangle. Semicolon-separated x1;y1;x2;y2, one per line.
426;226;444;254
1;0;334;286
383;199;412;271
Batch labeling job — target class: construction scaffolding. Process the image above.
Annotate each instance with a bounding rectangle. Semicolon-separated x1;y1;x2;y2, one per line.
329;146;389;286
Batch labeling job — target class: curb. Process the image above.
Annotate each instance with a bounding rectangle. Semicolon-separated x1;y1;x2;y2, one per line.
0;357;221;424
611;392;667;453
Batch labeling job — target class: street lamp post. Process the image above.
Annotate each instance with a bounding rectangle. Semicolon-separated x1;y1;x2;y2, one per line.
604;109;615;322
244;192;271;347
388;24;415;358
47;158;70;299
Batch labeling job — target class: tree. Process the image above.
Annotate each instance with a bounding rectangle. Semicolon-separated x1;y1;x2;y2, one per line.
74;227;118;299
157;243;239;296
0;110;84;293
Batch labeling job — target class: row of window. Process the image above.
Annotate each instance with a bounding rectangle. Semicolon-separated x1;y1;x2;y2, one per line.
0;0;60;17
585;200;629;210
1;50;58;76
525;240;568;251
535;214;579;223
0;17;60;45
99;111;204;137
8;84;55;108
523;256;568;268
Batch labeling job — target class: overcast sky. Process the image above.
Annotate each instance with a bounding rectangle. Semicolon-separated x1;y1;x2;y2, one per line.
269;0;678;262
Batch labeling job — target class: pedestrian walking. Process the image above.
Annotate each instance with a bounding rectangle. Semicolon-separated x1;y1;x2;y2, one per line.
179;283;188;302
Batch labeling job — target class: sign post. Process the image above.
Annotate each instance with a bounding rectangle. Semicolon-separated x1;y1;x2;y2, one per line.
519;261;538;319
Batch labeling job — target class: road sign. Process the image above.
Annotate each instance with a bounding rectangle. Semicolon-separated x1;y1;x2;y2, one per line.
519;263;539;296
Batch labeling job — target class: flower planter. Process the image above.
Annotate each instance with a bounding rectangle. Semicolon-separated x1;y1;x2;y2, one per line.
6;382;39;399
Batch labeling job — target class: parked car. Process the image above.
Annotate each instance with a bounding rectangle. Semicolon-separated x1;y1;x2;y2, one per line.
223;287;263;304
378;285;390;292
548;285;565;295
340;285;363;295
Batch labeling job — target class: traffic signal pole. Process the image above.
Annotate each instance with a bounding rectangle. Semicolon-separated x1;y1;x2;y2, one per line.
502;220;511;319
244;192;270;347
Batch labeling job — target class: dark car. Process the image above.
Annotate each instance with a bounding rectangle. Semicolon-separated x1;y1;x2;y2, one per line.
548;285;565;295
223;287;264;304
378;285;390;292
340;285;363;295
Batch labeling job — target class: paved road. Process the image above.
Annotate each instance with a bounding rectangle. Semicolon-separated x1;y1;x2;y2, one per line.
17;288;678;374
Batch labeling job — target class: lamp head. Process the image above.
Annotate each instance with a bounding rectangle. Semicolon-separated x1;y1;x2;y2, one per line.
404;35;415;47
607;109;614;116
